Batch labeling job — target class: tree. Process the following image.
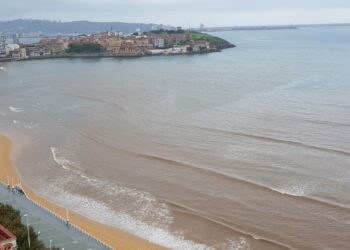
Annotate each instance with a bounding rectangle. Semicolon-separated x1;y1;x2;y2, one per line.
186;46;193;53
0;204;59;250
67;43;103;53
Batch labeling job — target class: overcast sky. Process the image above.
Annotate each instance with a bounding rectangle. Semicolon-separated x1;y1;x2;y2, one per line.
1;0;350;27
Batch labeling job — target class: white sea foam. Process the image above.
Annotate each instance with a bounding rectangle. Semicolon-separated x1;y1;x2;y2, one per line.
50;147;173;225
12;120;39;129
47;147;252;249
9;106;23;113
226;238;251;250
274;186;305;196
43;183;216;250
252;235;261;240
272;182;316;197
80;174;89;179
82;176;173;227
0;66;7;72
46;147;235;249
50;147;76;170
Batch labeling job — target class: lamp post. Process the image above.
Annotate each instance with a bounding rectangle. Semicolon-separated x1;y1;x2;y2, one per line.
49;239;52;250
23;214;30;248
66;209;70;227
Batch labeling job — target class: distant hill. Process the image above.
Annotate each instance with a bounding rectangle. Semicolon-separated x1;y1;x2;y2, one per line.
0;19;160;36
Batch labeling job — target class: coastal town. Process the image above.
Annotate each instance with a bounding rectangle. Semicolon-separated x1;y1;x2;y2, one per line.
0;28;234;61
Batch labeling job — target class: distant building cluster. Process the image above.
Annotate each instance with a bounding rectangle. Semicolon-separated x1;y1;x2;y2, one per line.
0;33;6;57
0;29;211;60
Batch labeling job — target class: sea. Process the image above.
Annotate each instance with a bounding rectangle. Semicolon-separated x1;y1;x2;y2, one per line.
0;26;350;250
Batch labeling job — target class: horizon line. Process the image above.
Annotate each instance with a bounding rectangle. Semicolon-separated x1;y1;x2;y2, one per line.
1;18;350;29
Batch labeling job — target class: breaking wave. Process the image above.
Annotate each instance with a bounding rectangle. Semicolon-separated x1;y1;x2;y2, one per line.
47;146;247;249
9;106;23;113
193;125;350;157
226;238;251;250
50;147;79;171
12;120;39;129
271;184;314;197
43;181;250;250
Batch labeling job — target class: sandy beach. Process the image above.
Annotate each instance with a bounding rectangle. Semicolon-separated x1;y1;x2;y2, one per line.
0;133;166;250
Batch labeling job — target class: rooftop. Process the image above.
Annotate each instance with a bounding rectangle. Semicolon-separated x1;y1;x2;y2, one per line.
0;224;16;242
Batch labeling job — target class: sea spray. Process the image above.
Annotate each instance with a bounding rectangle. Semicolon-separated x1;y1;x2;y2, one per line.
9;106;23;113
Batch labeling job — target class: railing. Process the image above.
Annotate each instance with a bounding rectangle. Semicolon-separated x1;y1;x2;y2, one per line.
1;181;114;250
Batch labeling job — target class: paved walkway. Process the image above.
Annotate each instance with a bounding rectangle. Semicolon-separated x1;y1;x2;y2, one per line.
0;184;110;250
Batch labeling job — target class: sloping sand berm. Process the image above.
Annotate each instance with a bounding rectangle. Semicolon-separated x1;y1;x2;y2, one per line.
0;134;166;250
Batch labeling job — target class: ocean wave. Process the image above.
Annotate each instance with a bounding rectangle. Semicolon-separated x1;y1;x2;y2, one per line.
50;147;78;171
42;182;245;250
134;150;350;214
46;147;236;249
64;93;126;112
192;125;350;157
9;106;23;113
53;128;350;213
0;66;7;72
226;238;251;250
49;146;172;226
80;174;89;179
166;200;292;250
271;183;314;197
12;120;39;129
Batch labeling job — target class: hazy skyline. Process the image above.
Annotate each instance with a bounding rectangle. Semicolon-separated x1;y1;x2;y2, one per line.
1;0;350;27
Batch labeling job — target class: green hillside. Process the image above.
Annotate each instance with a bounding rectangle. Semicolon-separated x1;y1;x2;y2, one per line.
189;32;235;49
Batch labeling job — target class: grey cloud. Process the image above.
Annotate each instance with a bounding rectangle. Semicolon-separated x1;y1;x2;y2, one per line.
1;0;350;26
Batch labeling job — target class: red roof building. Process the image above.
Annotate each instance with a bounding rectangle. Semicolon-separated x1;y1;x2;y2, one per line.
0;225;17;250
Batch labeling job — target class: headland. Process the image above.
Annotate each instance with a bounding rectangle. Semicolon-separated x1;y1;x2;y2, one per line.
0;29;235;62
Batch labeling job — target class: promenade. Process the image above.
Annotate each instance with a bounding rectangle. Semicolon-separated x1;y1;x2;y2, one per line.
0;134;165;250
0;183;110;250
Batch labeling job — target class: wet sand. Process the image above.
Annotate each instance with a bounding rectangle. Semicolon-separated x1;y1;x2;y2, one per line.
0;133;166;250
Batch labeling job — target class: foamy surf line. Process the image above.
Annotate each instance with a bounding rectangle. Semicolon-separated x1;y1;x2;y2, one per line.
48;146;249;249
50;147;73;170
13;120;39;129
1;134;171;249
9;106;23;113
45;183;250;250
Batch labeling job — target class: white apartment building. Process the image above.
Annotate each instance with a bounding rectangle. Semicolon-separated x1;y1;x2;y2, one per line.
0;33;6;57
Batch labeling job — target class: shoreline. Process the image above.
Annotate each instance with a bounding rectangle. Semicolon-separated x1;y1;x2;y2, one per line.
0;47;234;63
0;133;167;250
0;52;210;62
